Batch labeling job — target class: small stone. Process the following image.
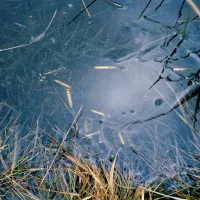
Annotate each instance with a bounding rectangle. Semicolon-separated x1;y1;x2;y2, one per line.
155;99;163;106
99;120;103;124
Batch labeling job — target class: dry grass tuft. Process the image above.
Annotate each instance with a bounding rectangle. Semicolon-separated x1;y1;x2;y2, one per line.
0;106;200;199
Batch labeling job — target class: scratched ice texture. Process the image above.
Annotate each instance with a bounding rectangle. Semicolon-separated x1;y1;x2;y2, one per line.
0;0;200;183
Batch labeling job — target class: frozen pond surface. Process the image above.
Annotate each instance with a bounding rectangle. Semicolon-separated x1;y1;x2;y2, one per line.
0;0;200;182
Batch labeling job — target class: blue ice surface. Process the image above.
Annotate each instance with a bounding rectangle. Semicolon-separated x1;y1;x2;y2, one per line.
0;0;200;183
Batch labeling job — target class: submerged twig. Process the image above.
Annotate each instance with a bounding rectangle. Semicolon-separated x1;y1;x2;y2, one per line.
68;0;96;26
155;0;165;11
149;66;165;89
150;38;185;89
0;10;57;52
138;0;152;19
165;33;178;47
122;76;200;130
143;15;173;29
81;0;91;17
175;0;186;26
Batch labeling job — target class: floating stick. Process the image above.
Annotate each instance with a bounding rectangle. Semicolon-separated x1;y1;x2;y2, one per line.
90;110;105;116
84;120;88;134
173;68;190;71
81;0;91;17
107;0;123;8
53;79;72;89
94;66;117;70
186;0;200;17
84;131;100;138
119;134;125;145
66;88;73;109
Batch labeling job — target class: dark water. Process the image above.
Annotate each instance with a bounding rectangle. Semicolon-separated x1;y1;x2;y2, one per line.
0;0;200;183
